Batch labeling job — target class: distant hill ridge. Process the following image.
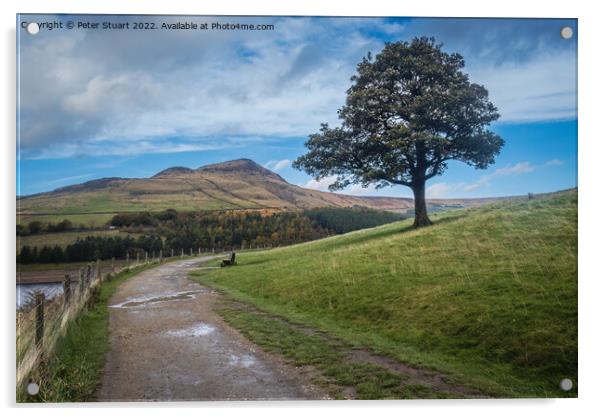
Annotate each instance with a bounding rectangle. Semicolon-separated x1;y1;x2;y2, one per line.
152;166;195;177
152;159;286;181
17;158;512;217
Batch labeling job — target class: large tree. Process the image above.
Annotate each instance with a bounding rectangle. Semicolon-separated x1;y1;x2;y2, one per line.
294;37;504;227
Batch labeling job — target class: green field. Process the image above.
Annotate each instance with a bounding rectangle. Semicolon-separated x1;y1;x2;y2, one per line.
192;189;577;397
18;213;117;229
17;229;142;253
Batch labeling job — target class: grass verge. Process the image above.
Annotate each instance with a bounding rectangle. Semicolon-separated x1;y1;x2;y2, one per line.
191;190;577;398
216;300;460;399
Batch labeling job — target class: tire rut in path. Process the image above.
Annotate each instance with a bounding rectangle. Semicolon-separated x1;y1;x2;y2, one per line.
96;258;323;401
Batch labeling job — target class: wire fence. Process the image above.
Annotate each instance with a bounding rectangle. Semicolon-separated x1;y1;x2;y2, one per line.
16;259;111;388
15;245;278;389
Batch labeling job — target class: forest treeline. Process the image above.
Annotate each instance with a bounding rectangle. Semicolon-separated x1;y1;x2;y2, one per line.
16;219;78;236
17;207;404;263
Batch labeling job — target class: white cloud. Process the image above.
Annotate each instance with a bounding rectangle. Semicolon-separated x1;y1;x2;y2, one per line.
461;181;486;193
17;16;576;160
264;159;291;172
426;159;564;197
425;182;456;198
63;73;163;116
303;176;383;196
345;183;380;196
304;176;337;192
308;159;564;198
18;16;381;159
47;174;93;184
543;159;564;167
27;140;228;160
492;162;535;176
468;51;577;122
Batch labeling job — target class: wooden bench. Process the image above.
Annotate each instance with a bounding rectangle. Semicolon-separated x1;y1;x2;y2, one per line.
221;252;237;267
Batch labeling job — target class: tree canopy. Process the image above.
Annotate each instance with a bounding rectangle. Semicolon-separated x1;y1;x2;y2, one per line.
294;37;504;226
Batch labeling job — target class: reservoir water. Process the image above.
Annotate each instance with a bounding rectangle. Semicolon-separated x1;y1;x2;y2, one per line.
16;283;64;309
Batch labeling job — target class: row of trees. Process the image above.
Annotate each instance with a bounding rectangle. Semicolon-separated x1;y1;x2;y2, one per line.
16;219;79;236
305;207;402;234
113;207;403;250
18;207;402;263
150;210;331;252
18;235;164;264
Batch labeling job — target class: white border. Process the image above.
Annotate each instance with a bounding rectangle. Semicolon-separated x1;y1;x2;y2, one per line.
2;1;600;415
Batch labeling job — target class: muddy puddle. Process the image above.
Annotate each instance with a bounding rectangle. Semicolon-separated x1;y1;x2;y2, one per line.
229;353;256;368
165;323;216;337
110;289;214;309
99;258;318;400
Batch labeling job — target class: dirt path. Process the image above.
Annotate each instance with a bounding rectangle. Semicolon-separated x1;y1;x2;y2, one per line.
96;258;323;401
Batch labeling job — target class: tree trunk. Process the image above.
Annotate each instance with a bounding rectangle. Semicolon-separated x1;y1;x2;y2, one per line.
412;180;432;227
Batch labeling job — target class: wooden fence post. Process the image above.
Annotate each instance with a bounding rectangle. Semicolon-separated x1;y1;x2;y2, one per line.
171;248;174;258
190;248;193;257
85;264;91;286
79;268;85;296
126;252;130;268
160;249;163;262
137;252;140;266
63;274;71;305
181;248;184;258
145;251;148;264
35;293;45;348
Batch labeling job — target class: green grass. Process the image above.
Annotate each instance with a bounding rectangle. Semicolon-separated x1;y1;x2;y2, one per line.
191;189;577;398
17;262;159;402
17;179;255;223
18;213;117;229
217;303;455;399
17;230;143;253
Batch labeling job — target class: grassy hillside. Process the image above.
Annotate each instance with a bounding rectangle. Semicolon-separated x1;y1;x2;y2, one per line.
18;159;508;226
17;159;415;220
192;189;577;397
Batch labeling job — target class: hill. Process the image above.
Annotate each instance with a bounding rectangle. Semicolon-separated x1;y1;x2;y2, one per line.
191;189;578;397
17;159;504;226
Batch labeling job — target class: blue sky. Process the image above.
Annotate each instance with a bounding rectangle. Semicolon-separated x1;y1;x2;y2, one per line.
17;15;577;198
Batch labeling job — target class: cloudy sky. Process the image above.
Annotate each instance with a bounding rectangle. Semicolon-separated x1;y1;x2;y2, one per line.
17;15;577;198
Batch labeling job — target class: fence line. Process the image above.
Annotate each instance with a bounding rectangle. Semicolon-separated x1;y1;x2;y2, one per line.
15;246;274;388
17;253;160;388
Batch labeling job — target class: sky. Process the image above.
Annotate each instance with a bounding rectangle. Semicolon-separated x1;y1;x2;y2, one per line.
17;15;577;198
